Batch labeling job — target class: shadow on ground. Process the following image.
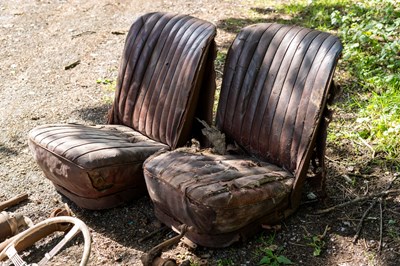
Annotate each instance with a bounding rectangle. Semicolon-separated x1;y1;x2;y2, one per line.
74;105;111;125
64;195;165;252
0;144;19;156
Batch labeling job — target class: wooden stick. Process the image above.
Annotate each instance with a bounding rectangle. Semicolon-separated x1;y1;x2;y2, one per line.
288;241;307;247
352;175;398;246
137;226;168;243
315;189;400;214
378;199;383;253
0;193;28;212
386;208;400;216
353;201;377;243
358;136;375;158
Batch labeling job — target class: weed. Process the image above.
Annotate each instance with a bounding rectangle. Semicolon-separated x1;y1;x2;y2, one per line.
256;233;293;265
258;249;293;266
96;78;116;92
189;259;200;266
215;50;227;75
387;219;399;240
305;235;325;257
96;78;114;85
364;250;378;266
303;225;329;257
216;258;234;266
97;77;116;105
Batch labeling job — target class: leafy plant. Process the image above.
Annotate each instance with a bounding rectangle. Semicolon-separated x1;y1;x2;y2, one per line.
256;233;293;266
305;235;325;257
258;249;293;266
190;259;200;266
97;77;117;104
216;258;234;266
96;78;115;85
387;219;400;240
303;226;329;257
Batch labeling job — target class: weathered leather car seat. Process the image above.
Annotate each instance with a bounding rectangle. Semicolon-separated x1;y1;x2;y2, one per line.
143;23;342;247
28;13;217;210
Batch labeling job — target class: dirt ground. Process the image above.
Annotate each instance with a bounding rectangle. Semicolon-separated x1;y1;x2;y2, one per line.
1;0;399;265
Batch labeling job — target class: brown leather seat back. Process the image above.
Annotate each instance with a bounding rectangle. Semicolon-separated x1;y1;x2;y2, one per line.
108;13;216;148
216;23;342;175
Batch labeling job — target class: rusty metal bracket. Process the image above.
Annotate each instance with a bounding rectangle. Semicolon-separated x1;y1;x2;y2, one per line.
141;225;188;266
0;212;28;242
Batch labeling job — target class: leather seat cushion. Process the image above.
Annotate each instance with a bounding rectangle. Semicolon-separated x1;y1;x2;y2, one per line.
143;149;294;235
28;124;169;209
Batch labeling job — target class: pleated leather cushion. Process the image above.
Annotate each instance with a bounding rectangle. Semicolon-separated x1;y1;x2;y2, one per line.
143;23;342;247
28;13;217;209
144;149;294;247
29;124;168;209
217;23;342;175
108;12;217;148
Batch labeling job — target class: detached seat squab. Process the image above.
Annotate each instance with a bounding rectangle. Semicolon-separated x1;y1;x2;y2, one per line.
28;13;217;210
143;23;342;247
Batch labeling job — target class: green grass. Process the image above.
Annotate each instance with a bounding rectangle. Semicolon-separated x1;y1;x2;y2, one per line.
100;0;400;165
266;0;400;165
97;77;117;105
331;0;399;164
231;0;400;164
216;258;235;266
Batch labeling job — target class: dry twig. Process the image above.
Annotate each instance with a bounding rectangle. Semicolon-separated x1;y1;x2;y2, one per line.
137;225;168;243
386;209;400;216
378;199;383;253
358;136;376;158
64;60;81;70
315;189;400;214
349;175;398;248
353;201;377;243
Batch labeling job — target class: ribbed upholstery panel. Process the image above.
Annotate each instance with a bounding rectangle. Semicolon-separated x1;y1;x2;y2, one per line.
29;124;168;170
216;23;342;174
144;150;293;234
109;12;217;148
28;124;169;209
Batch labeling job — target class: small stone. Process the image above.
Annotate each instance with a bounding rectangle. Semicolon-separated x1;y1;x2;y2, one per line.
201;254;211;259
307;192;317;200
